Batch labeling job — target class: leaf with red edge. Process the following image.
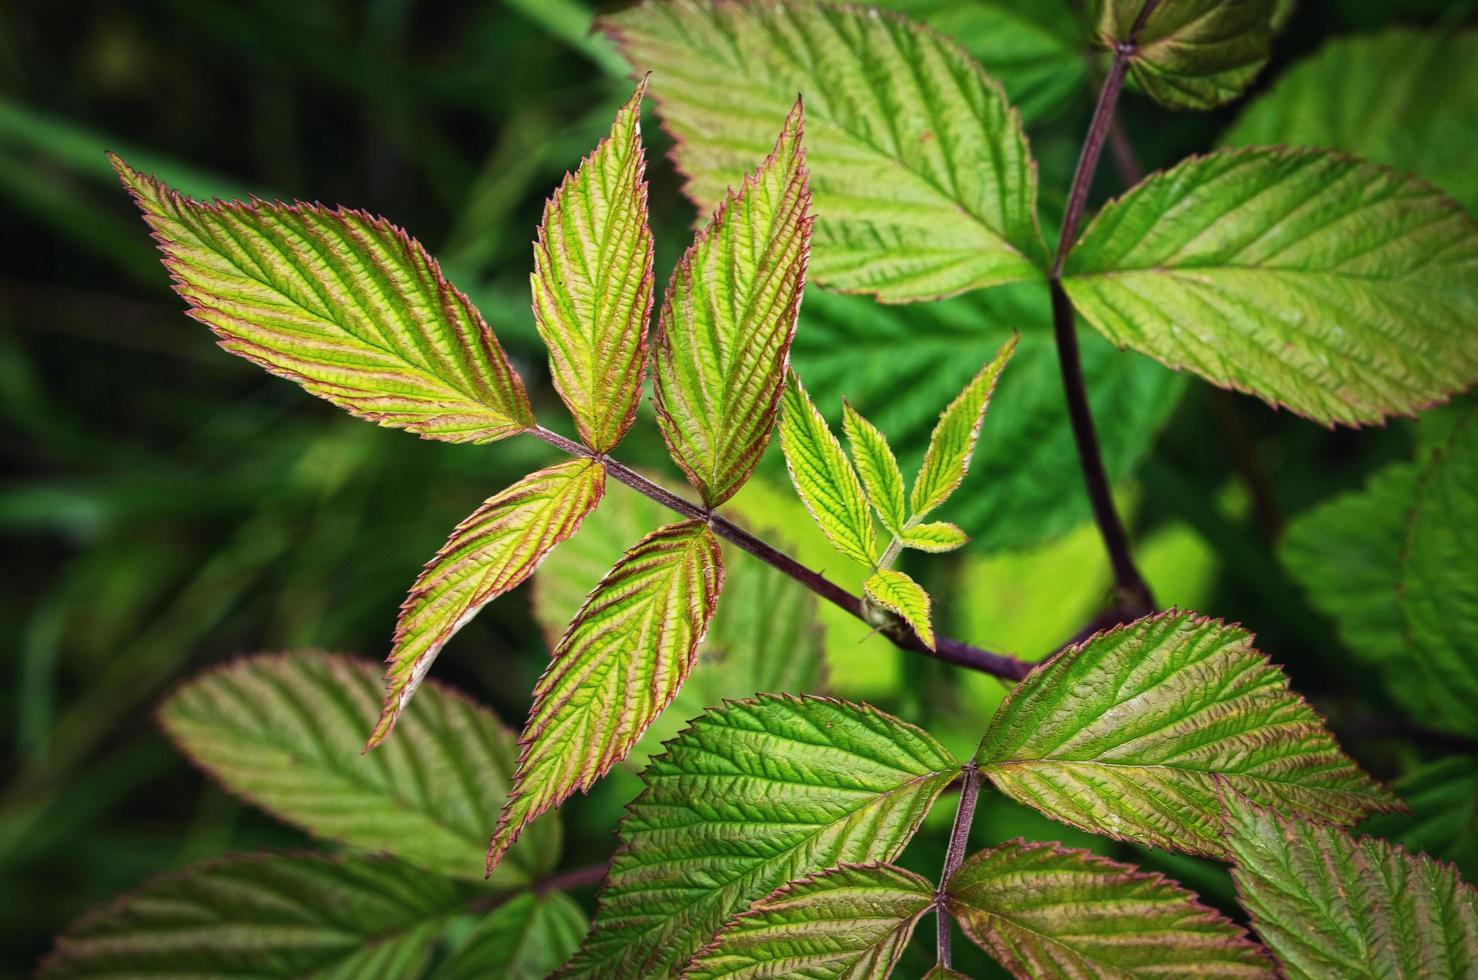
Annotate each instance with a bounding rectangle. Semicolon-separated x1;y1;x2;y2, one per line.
111;156;534;443
652;99;812;507
368;458;607;749
486;520;724;873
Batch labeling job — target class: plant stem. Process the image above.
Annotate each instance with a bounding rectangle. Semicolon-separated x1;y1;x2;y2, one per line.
934;762;982;967
1047;32;1155;618
529;426;1033;682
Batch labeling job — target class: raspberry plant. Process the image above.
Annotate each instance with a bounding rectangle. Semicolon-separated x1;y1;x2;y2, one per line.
40;0;1478;977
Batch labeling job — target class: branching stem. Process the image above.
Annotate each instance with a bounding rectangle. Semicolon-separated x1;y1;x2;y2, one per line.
934;762;982;967
529;426;1033;681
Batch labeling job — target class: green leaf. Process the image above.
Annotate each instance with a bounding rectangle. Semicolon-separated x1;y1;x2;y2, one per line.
1222;28;1478;210
911;336;1016;517
369;459;606;749
432;891;588;980
603;0;1045;302
565;695;960;977
1063;147;1478;426
1400;409;1478;735
111;155;534;443
532;81;653;453
652;100;812;507
1096;0;1274;110
864;569;936;651
870;0;1089;123
1222;792;1478;979
900;521;968;553
842;401;907;536
975;610;1399;858
40;854;465;979
780;372;876;567
687;863;935;980
487;520;724;872
946;839;1274;977
793;283;1183;551
159;653;556;884
921;968;969;980
1363;757;1478;883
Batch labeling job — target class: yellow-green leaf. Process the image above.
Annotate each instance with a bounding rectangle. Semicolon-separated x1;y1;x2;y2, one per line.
779;372;875;567
368;459;607;749
900;521;968;553
112;156;534;443
652;100;812;506
486;520;723;872
911;336;1017;518
842;401;907;536
532;81;653;452
864;569;935;651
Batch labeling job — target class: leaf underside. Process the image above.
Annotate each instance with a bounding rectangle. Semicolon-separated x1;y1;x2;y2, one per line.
687;863;934;980
975;610;1399;858
1223;793;1478;979
1064;147;1478;426
864;569;935;651
947;839;1274;977
159;652;554;884
112;156;534;443
564;695;959;977
780;372;876;567
533;81;654;453
40;854;465;980
369;458;606;749
911;335;1017;518
604;0;1044;302
487;520;724;872
1100;0;1275;110
653;99;812;507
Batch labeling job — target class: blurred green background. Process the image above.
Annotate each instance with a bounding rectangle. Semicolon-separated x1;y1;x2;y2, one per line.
2;0;1474;975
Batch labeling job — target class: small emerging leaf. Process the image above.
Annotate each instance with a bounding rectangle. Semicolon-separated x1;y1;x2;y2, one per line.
487;521;723;873
369;459;606;749
533;81;654;452
112;156;534;443
40;855;466;980
921;968;969;980
1222;790;1478;979
975;610;1399;858
946;839;1274;977
864;569;935;651
653;99;812;506
780;372;876;567
565;695;959;977
688;863;934;980
160;653;555;884
1097;0;1275;110
900;522;968;553
842;401;907;536
911;337;1017;518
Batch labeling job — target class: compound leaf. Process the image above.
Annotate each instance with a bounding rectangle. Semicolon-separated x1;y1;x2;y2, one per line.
975;611;1399;858
900;521;968;553
1223;793;1478;979
533;81;653;452
842;401;907;536
369;459;606;749
864;569;935;651
565;695;960;977
687;863;935;980
780;372;876;568
946;840;1274;977
604;0;1045;302
1063;147;1478;426
487;521;724;872
432;891;588;980
1222;28;1478;211
1400;409;1478;735
911;336;1016;517
160;652;555;884
40;854;466;980
1097;0;1275;110
112;156;534;443
653;100;812;507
